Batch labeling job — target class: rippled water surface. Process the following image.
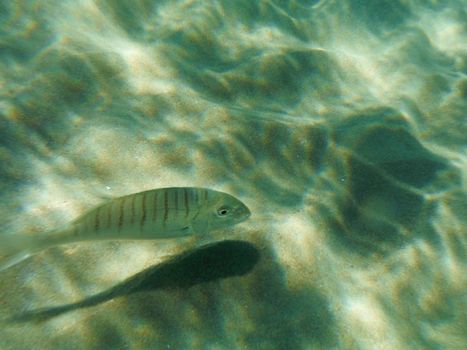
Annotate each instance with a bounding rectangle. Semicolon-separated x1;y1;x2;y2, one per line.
0;1;466;349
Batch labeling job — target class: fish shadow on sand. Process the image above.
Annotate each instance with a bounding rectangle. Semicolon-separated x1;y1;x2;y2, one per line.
7;240;260;323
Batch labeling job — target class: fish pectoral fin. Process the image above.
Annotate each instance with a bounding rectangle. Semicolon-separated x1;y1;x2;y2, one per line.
179;226;196;236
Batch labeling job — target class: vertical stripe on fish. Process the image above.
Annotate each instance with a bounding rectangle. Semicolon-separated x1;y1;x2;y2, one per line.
141;191;147;234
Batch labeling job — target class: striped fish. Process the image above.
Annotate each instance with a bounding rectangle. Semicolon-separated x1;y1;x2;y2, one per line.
0;187;251;272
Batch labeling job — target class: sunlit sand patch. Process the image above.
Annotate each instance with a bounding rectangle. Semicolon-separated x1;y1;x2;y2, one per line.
157;0;220;32
15;157;88;233
455;155;467;189
116;43;176;96
65;122;192;188
417;8;466;55
25;260;82;301
42;313;94;344
270;211;323;289
342;296;404;350
51;0;176;97
90;240;192;286
52;1;124;49
332;41;410;105
327;21;460;111
237;25;300;50
432;201;466;287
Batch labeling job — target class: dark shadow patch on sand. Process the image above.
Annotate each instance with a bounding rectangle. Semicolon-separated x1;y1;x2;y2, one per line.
325;108;449;255
6;240;260;323
167;47;340;110
242;259;338;349
122;239;339;349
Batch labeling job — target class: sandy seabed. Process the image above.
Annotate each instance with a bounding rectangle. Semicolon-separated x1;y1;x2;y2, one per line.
0;1;466;349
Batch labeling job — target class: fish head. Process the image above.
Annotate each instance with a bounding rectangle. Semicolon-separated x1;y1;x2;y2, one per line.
204;191;251;231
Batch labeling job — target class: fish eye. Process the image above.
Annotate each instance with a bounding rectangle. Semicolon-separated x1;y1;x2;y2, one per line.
217;206;231;216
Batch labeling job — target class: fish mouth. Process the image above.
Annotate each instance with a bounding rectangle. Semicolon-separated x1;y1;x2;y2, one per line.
236;205;251;222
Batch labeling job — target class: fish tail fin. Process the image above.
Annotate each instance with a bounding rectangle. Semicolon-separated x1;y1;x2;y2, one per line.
0;233;41;272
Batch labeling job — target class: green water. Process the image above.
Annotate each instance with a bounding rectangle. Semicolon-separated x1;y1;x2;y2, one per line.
0;1;466;349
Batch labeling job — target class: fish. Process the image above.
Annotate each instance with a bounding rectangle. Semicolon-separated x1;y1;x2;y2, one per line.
0;187;251;272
